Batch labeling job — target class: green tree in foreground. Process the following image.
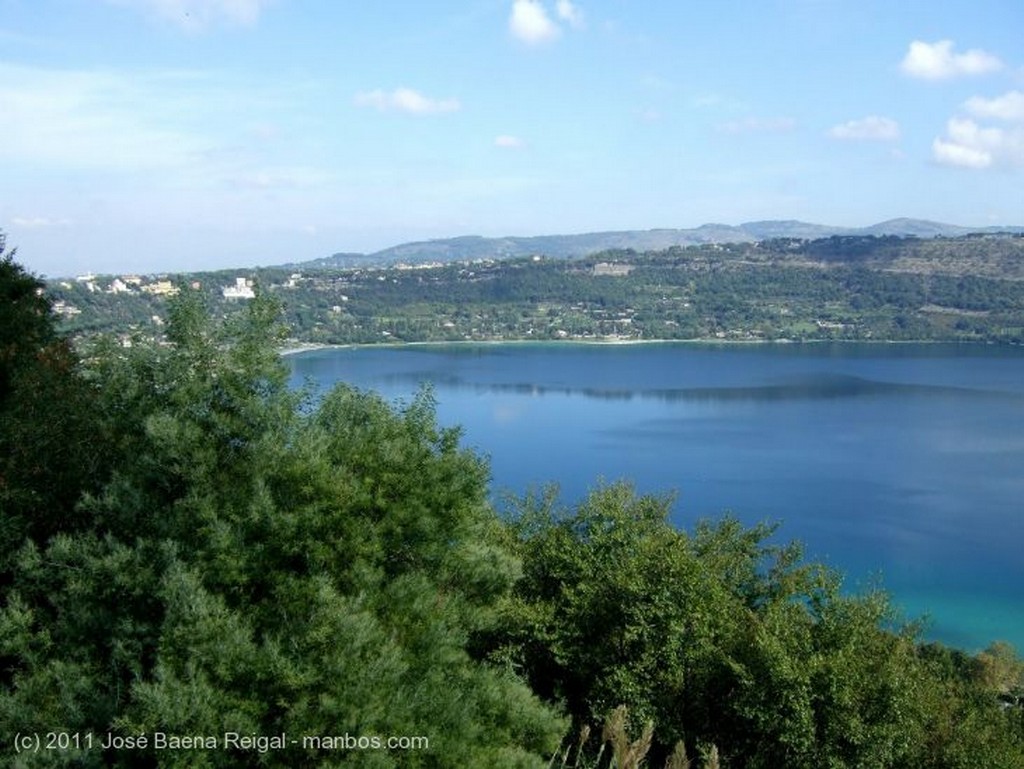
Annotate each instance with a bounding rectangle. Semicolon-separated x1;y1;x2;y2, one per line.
1;283;564;767
486;482;1024;768
1;235;107;578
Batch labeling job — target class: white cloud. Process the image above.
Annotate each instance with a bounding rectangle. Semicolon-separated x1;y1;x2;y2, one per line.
964;91;1024;123
933;135;993;169
828;115;901;141
900;40;1003;80
494;135;526;149
106;0;273;31
556;0;584;29
509;0;560;45
932;90;1024;170
353;88;461;115
932;117;1024;169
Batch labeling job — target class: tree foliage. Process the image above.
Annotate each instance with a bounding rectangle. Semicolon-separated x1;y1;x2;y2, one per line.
1;275;564;767
1;235;109;577
485;482;1024;768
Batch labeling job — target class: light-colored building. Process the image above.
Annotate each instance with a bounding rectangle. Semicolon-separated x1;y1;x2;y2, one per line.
142;280;179;296
223;277;255;300
592;262;633;277
53;300;81;316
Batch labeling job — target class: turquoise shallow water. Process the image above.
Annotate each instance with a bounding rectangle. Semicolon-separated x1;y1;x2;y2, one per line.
287;342;1024;652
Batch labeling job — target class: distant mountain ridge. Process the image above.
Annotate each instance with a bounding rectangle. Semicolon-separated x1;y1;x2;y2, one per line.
301;218;1024;269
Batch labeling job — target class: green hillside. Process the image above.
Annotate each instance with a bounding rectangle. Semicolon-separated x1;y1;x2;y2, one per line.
49;234;1024;347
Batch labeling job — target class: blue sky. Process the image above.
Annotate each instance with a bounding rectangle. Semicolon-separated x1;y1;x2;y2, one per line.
2;0;1022;276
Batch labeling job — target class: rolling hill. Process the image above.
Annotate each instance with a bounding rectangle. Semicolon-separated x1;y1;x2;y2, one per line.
299;218;1024;269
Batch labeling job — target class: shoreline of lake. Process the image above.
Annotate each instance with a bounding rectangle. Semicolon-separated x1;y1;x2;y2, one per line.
279;336;1017;358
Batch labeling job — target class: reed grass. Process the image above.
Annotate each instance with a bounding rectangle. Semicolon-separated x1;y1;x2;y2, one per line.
551;705;721;769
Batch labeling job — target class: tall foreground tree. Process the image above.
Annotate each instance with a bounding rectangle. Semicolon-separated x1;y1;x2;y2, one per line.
1;235;107;577
1;278;564;767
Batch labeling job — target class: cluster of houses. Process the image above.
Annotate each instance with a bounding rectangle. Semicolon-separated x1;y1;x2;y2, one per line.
51;273;272;319
59;272;282;299
59;272;182;297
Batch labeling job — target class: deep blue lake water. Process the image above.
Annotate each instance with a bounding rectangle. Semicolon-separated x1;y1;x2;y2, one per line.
286;342;1024;652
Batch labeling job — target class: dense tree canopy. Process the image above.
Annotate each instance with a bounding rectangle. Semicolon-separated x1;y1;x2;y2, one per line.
484;484;1024;768
1;271;564;767
1;237;109;577
1;243;1022;767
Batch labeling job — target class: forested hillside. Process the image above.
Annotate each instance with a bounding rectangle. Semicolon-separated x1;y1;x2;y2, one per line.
303;219;1023;268
48;234;1024;348
5;235;1024;766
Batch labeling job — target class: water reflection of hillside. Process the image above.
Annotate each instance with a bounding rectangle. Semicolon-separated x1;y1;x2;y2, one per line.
375;372;1022;404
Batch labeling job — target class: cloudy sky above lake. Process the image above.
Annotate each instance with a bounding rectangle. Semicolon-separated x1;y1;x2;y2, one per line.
2;0;1022;276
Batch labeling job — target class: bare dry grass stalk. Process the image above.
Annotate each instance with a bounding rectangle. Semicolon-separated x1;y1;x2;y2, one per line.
553;705;721;769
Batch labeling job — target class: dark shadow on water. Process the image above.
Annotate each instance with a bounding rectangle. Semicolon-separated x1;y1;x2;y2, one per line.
369;372;1024;404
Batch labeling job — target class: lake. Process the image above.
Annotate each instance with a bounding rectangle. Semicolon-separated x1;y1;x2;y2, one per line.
286;341;1024;652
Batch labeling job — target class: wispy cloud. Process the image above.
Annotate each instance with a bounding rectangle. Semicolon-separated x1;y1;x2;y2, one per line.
0;60;318;199
353;87;461;115
494;134;526;149
719;117;796;135
0;63;214;171
692;93;745;110
11;216;73;228
900;40;1002;80
224;166;331;191
556;0;584;29
105;0;274;31
509;0;561;44
828;116;900;141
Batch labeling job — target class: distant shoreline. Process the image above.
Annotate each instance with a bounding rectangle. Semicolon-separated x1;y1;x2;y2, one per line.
278;337;749;357
278;336;1006;357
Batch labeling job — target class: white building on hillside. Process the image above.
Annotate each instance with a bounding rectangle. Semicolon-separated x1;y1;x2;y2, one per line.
223;277;255;300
